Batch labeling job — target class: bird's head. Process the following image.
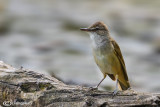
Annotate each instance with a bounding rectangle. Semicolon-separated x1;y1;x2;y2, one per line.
80;21;109;36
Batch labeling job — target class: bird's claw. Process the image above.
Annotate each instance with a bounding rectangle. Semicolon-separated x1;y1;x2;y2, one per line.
112;89;118;97
127;87;132;90
88;87;98;91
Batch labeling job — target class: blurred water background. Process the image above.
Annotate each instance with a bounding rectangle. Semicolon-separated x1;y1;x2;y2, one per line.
0;0;160;93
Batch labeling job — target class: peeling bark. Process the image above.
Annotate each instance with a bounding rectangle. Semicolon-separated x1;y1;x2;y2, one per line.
0;61;159;107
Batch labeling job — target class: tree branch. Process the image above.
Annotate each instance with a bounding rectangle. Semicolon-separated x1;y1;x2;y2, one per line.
0;61;159;107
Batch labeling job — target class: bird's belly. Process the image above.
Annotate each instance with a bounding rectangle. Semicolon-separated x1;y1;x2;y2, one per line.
94;52;119;75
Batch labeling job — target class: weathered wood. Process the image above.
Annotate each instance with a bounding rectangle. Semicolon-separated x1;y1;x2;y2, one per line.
0;61;159;107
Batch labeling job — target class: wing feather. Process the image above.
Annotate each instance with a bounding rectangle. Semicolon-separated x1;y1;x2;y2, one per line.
111;38;129;81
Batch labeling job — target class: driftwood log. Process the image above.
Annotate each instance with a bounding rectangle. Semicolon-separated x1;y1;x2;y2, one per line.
0;61;160;107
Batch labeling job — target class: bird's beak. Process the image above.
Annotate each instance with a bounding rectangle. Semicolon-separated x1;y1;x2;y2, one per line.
80;28;91;32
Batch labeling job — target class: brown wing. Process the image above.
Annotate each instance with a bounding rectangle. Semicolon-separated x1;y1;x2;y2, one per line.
111;38;129;81
111;38;130;90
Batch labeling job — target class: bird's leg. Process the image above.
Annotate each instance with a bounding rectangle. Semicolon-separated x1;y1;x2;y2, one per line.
96;74;106;88
113;75;119;96
89;74;106;91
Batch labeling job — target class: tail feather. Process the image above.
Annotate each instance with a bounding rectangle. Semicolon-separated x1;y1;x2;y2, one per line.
118;80;130;90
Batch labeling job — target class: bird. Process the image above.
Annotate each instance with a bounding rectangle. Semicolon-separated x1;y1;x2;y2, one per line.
80;21;130;95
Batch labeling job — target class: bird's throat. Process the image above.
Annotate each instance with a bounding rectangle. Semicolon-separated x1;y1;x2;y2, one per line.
89;33;111;50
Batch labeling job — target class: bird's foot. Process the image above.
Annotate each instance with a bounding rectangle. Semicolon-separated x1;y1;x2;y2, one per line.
112;89;118;98
88;87;98;91
127;87;132;90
